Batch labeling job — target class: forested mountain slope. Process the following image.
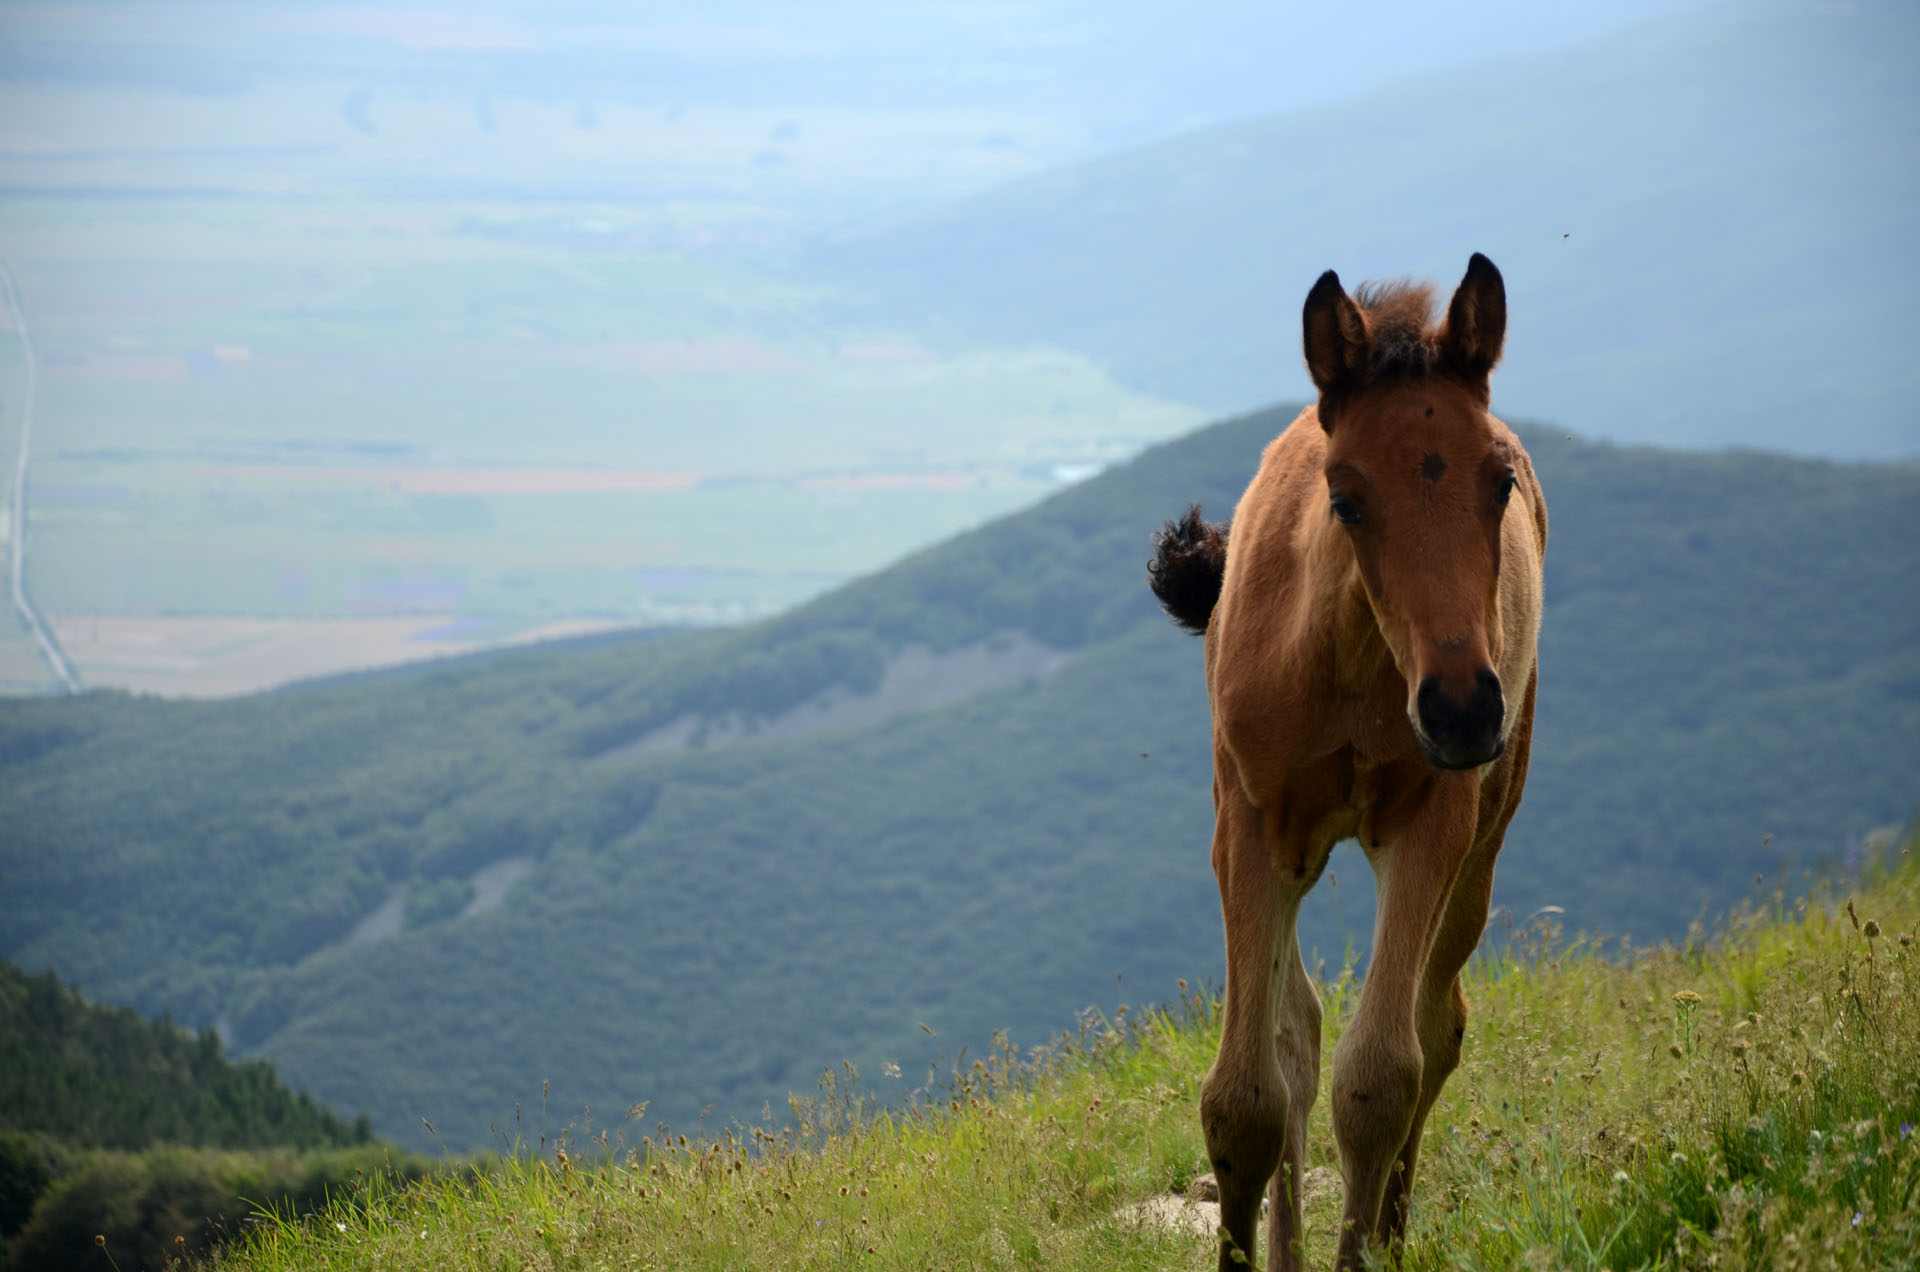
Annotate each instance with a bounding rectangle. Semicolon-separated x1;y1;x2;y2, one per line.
1;407;1914;1149
821;0;1920;459
0;959;385;1272
0;958;369;1151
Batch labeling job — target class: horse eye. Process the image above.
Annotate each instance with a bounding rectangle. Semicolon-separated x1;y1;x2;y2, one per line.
1330;496;1364;526
1495;473;1517;504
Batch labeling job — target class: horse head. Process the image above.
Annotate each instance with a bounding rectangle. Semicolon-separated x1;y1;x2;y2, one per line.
1305;253;1516;771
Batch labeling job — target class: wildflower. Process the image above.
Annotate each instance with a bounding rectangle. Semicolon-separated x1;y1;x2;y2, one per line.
1864;920;1881;940
1900;1122;1915;1139
1672;989;1703;1007
1852;1212;1862;1227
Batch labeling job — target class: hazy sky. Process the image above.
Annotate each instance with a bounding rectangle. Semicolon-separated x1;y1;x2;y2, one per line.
0;1;1712;216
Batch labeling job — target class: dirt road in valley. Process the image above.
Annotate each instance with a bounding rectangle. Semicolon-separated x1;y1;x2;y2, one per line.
1;259;81;693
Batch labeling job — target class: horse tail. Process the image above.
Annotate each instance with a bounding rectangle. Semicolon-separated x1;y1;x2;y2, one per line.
1148;504;1230;635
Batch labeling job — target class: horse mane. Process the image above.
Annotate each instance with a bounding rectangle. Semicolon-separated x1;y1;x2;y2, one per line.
1352;279;1438;386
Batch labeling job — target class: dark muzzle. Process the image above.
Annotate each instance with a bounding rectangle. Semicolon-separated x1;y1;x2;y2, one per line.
1415;669;1506;770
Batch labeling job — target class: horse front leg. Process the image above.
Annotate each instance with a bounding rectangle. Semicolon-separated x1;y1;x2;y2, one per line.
1331;782;1477;1271
1378;829;1501;1252
1376;974;1466;1255
1200;788;1312;1270
1378;734;1527;1254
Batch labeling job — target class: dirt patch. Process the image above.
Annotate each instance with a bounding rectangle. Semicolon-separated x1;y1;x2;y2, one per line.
1113;1168;1340;1248
52;614;633;697
462;856;535;918
797;472;978;492
192;465;703;495
606;632;1073;759
345;884;407;946
44;352;189;382
1116;1193;1223;1243
0;633;58;693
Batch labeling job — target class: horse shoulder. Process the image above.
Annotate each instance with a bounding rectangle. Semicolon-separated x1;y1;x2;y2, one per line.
1496;423;1548;555
1207;420;1333;781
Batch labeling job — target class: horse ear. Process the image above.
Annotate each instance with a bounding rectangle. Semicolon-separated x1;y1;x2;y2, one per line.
1441;252;1506;379
1302;269;1369;398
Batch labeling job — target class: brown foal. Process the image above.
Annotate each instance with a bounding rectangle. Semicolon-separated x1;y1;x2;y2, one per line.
1148;254;1546;1270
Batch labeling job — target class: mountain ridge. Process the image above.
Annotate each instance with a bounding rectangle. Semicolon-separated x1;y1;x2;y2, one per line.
2;405;1914;1148
818;0;1920;459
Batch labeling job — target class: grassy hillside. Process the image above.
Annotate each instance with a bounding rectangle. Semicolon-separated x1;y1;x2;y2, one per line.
822;0;1920;459
212;838;1920;1271
1;407;1915;1151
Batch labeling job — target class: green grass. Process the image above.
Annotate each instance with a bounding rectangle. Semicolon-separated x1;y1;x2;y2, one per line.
208;839;1920;1272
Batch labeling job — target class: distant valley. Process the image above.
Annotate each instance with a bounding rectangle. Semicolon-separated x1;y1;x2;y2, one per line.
4;0;1913;697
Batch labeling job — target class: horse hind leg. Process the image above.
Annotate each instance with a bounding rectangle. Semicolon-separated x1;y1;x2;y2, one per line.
1200;792;1311;1270
1266;940;1323;1272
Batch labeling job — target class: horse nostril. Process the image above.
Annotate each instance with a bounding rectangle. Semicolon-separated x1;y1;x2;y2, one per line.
1474;669;1505;733
1415;675;1455;739
1416;675;1444;721
1417;670;1504;752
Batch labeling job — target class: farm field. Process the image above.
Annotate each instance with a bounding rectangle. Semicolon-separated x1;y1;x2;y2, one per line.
0;622;46;695
45;615;629;698
1;196;1198;693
